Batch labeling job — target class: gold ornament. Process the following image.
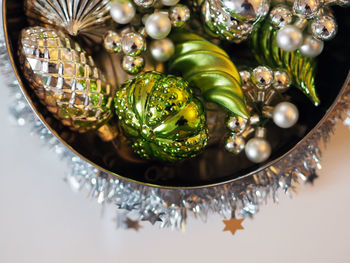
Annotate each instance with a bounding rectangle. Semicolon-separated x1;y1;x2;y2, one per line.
18;26;114;133
222;218;244;235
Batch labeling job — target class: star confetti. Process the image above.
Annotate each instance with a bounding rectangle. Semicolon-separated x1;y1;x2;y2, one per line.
223;218;244;235
125;218;142;231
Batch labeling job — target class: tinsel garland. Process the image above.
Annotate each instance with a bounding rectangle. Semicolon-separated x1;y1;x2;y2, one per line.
1;32;350;230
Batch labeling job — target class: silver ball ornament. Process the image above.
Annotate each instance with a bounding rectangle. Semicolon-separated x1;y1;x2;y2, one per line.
221;0;270;23
251;66;273;89
293;0;320;19
273;102;299;128
110;0;136;24
226;115;248;133
225;135;245;154
121;32;146;56
311;15;337;41
245;137;271;163
273;70;291;91
300;35;324;57
103;31;121;53
150;38;175;62
276;25;303;52
122;55;145;74
161;0;180;6
169;4;190;28
239;70;251;85
134;0;155;8
145;13;172;39
269;6;293;28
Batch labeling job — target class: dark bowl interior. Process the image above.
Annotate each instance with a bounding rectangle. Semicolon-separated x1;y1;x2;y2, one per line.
4;0;350;188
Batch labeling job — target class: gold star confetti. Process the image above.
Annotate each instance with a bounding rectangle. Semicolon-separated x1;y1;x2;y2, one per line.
125;218;142;231
223;218;244;235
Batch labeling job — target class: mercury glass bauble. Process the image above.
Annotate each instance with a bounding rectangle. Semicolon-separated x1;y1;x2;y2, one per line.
150;38;175;62
169;4;191;27
276;25;303;52
145;13;172;39
226;115;248;133
221;0;270;23
245;137;271;163
273;70;291;91
293;0;320;19
251;66;273;89
269;6;293;28
122;55;145;74
121;32;146;56
134;0;155;8
311;15;338;41
299;35;324;57
225;134;245;154
273;102;299;128
110;0;136;24
104;30;122;53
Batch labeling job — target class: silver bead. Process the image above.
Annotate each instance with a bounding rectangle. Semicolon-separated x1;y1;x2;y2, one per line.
225;134;245;154
273;70;291;92
134;0;155;8
226;115;248;133
110;0;136;24
169;4;190;28
276;25;303;52
245;137;271;163
161;0;180;6
221;0;270;23
311;15;337;41
273;102;299;128
299;35;324;57
121;32;146;56
293;0;320;19
239;70;251;85
122;55;145;74
269;6;293;28
251;66;273;89
150;38;175;62
145;13;172;39
103;31;122;53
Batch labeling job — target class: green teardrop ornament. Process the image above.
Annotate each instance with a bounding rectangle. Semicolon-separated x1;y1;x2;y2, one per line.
168;31;249;118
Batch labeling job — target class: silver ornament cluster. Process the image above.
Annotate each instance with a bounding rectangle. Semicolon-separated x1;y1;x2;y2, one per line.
225;66;299;163
272;0;349;57
2;23;350;231
201;0;269;42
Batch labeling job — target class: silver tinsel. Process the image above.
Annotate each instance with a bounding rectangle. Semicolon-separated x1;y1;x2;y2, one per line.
1;32;350;230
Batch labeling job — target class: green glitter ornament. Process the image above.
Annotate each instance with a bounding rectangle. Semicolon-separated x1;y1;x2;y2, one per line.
114;71;208;163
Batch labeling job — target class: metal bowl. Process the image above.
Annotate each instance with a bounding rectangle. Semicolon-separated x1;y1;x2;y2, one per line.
3;0;350;188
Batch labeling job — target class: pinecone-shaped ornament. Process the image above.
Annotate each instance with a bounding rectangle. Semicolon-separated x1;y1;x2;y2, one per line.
18;26;114;133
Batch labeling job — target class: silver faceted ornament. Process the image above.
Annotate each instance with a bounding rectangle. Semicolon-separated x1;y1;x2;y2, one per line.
251;66;274;89
169;4;191;27
221;0;270;23
226;115;248;133
134;0;155;8
311;15;338;41
225;134;245;154
273;102;299;128
121;32;146;56
122;55;145;74
104;30;122;53
150;38;175;62
245;137;271;163
25;0;111;36
293;0;321;19
110;0;136;24
269;6;293;28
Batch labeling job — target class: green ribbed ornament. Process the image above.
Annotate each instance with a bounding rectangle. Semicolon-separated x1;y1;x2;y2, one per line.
251;18;320;106
168;31;249;118
114;71;208;163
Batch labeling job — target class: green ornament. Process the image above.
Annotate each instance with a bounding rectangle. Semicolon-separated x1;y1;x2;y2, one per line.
251;19;320;106
168;31;249;118
114;71;208;163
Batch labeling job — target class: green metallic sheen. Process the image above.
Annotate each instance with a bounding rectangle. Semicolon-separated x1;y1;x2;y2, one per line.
114;71;208;163
251;19;320;106
168;31;249;118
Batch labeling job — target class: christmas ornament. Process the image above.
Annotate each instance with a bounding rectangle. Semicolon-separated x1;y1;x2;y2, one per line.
145;13;172;40
222;218;244;235
251;17;320;106
18;26;113;133
169;4;191;28
198;0;270;42
25;0;111;36
149;38;175;62
110;0;136;24
114;71;208;162
169;31;249;118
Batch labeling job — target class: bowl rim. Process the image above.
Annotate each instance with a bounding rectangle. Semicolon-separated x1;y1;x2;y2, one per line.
3;0;350;190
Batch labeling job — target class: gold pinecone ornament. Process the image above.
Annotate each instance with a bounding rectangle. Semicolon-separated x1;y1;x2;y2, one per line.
18;26;114;133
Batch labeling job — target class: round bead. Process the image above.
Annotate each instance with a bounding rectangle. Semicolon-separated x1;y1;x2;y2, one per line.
269;6;293;28
251;66;273;89
276;25;303;52
245;137;271;163
221;0;270;23
134;0;154;8
169;4;191;27
103;31;121;53
161;0;180;6
239;70;251;85
122;55;145;74
225;135;245;154
311;15;337;41
273;70;291;91
226;115;248;133
150;38;175;62
110;0;136;24
121;32;146;56
293;0;320;19
273;102;299;128
299;35;324;57
145;13;172;39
